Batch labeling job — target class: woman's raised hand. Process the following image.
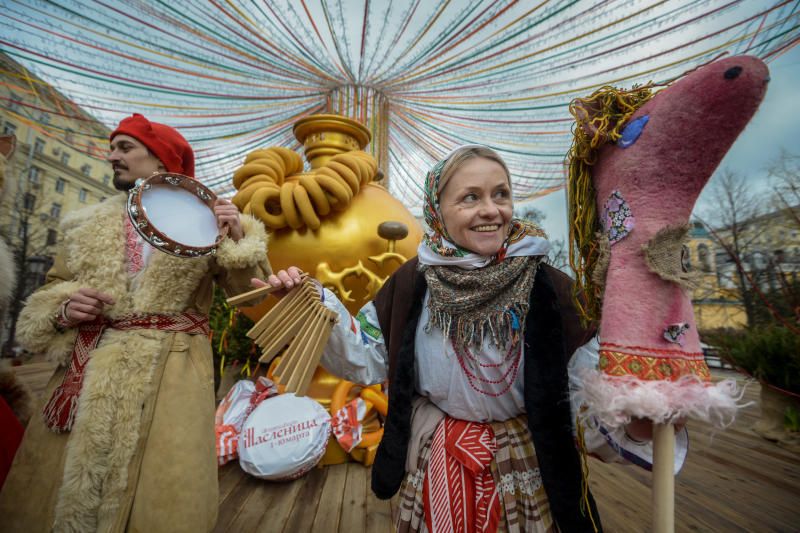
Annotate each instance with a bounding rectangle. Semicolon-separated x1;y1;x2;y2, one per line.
250;266;304;299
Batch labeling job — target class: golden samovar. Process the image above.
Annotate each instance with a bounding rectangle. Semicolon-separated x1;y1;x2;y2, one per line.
231;113;422;465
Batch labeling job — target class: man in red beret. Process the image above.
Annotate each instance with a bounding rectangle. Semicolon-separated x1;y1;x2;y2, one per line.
0;114;272;532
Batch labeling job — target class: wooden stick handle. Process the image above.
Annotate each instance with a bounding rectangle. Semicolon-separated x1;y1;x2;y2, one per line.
288;307;333;394
253;285;313;344
226;272;309;306
283;308;326;392
248;282;313;340
295;311;337;397
226;284;280;306
652;422;675;533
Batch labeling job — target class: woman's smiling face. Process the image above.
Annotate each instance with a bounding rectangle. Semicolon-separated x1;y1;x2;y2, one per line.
438;157;513;256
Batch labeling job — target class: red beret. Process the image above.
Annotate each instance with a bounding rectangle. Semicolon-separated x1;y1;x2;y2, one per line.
110;114;195;177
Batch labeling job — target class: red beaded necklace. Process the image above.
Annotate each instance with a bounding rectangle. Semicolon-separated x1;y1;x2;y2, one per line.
451;338;522;397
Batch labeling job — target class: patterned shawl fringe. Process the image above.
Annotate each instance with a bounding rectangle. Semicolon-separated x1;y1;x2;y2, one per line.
422;256;539;349
426;303;531;350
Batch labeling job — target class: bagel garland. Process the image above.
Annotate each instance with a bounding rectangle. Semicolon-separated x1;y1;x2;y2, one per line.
232;147;379;231
330;380;387;450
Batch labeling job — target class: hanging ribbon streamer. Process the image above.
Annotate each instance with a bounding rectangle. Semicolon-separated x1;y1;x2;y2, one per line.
1;0;795;203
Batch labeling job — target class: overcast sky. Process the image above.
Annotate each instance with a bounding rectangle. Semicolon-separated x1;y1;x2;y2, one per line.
523;44;800;245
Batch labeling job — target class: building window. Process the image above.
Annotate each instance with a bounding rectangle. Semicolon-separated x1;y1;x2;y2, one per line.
103;174;111;186
81;164;92;176
23;193;36;211
79;188;88;203
2;122;16;136
18;221;27;239
34;138;45;154
55;177;66;193
50;203;62;218
697;244;711;272
28;166;41;184
61;152;70;166
65;129;75;144
46;229;58;246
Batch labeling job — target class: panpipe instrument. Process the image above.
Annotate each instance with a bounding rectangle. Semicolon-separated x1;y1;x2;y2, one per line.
226;277;338;396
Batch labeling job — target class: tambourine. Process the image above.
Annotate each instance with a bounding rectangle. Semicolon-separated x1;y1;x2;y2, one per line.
127;172;222;258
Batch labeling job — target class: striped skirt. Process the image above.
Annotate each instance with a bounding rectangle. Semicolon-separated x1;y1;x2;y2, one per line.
394;415;556;533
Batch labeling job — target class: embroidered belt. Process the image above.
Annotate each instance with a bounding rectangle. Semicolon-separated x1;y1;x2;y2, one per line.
43;312;210;433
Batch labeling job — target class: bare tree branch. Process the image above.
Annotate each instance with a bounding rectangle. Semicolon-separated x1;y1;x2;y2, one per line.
768;148;800;227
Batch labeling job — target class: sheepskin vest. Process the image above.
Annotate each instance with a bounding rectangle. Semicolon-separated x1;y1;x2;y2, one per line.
0;194;270;533
371;258;603;532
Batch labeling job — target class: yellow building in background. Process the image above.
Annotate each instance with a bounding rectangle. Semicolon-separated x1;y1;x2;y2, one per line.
689;205;800;332
688;221;748;331
0;52;114;299
714;207;800;292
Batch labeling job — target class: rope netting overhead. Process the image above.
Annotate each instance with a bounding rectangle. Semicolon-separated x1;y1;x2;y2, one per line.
1;0;798;207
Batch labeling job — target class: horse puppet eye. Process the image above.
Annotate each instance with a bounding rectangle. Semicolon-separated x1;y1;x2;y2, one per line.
724;66;742;80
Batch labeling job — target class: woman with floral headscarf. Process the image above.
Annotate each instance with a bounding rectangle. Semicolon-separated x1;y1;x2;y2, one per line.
261;145;687;533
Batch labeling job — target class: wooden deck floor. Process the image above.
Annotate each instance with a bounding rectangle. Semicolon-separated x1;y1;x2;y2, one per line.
10;362;800;532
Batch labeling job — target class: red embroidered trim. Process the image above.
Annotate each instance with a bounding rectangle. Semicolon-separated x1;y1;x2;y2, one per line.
424;418;501;533
599;349;711;382
125;215;144;275
42;312;210;432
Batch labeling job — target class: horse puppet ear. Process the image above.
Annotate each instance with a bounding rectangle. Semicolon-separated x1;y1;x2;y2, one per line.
570;98;604;140
569;85;655;147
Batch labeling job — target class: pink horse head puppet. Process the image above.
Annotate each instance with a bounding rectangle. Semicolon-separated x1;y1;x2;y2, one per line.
568;56;769;428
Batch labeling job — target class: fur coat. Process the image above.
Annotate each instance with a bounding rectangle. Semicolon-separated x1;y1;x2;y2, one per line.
0;194;271;532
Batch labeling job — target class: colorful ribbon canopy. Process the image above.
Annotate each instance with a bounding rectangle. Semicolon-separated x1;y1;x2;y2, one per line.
1;0;797;207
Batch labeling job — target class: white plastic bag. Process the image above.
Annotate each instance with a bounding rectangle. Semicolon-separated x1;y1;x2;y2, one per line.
215;380;256;465
238;393;331;480
216;380;256;430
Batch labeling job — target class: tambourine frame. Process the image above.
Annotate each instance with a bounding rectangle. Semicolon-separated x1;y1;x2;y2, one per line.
127;172;220;258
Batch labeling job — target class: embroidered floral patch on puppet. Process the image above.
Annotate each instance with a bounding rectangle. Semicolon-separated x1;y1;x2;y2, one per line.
618;115;649;148
663;323;690;346
602;190;635;244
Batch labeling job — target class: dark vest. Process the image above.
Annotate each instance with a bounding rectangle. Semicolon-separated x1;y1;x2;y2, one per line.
371;258;603;532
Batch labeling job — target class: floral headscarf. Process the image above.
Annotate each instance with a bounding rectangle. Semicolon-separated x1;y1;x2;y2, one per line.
418;145;550;269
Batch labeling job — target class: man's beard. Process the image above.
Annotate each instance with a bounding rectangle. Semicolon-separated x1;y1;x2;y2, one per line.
113;172;135;192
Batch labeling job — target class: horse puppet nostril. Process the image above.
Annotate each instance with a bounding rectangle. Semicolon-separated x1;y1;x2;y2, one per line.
724;66;743;80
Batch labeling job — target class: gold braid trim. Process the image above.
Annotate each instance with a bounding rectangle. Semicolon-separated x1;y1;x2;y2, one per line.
231;148;378;231
566;84;656;325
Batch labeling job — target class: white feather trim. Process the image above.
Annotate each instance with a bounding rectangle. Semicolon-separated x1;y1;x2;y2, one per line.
574;369;748;429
